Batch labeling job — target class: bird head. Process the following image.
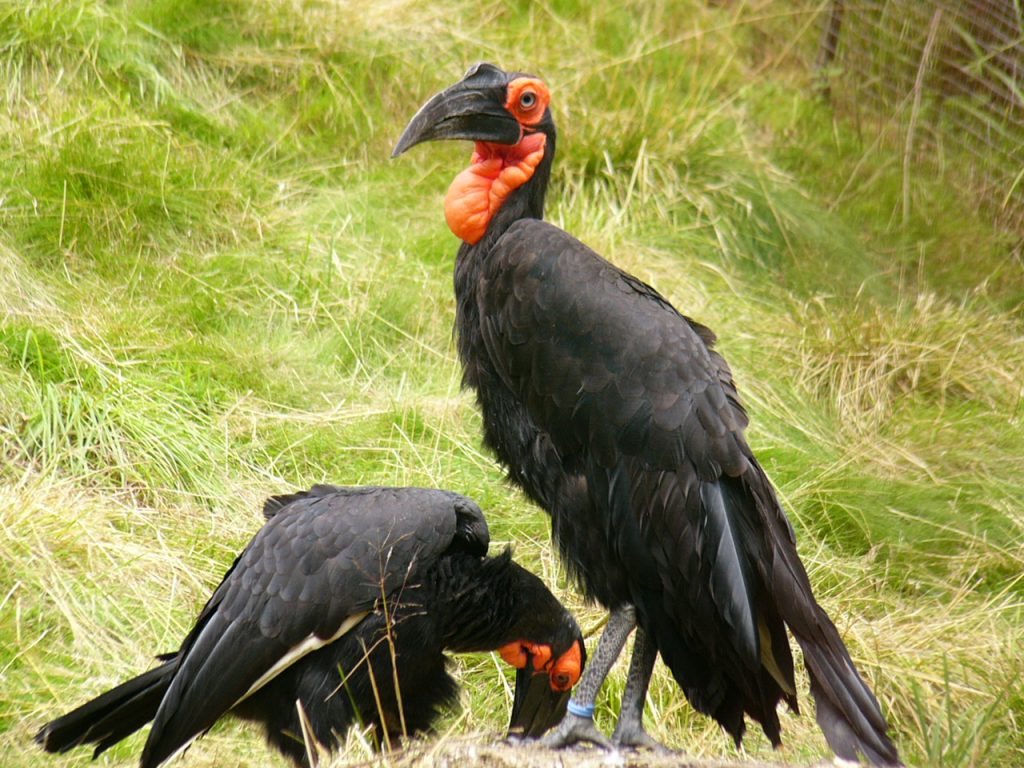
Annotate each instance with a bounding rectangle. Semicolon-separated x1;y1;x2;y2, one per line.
501;633;585;739
392;63;555;245
494;558;585;738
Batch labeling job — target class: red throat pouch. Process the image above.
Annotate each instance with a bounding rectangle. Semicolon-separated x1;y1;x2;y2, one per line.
444;132;547;245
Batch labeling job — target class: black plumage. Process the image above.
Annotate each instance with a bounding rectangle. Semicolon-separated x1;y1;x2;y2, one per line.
393;63;900;765
36;485;583;767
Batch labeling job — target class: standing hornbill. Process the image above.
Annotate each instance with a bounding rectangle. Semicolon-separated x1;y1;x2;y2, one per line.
392;63;901;765
36;485;584;767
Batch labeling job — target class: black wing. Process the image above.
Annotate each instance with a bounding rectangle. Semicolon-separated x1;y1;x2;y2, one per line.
478;220;896;763
141;486;488;768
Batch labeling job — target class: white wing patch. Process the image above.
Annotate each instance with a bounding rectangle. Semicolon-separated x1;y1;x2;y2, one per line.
236;611;371;706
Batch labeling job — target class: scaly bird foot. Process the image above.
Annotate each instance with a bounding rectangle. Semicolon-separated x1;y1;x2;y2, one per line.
611;719;672;754
538;714;613;750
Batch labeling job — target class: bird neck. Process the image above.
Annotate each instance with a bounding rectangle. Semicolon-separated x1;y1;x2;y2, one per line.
446;131;555;255
428;550;555;654
451;131;553;377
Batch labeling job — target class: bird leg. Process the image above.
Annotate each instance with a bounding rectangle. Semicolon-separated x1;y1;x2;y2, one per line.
538;604;637;750
611;626;670;752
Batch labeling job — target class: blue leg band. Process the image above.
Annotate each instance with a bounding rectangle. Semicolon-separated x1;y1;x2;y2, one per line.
567;699;595;718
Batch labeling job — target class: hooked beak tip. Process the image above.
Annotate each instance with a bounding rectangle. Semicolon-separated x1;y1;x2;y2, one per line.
390;135;414;159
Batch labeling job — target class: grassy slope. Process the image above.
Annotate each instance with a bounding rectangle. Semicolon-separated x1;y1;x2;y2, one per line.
1;1;1021;766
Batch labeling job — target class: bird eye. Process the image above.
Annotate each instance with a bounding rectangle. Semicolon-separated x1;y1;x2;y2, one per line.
520;91;537;109
554;672;571;689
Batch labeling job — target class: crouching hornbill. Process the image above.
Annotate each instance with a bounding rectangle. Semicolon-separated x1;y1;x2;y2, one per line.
36;485;584;767
393;63;901;765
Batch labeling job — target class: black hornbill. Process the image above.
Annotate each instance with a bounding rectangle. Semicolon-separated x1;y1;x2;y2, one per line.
393;63;901;765
36;485;584;767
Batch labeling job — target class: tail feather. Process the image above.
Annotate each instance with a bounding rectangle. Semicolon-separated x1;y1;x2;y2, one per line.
810;665;898;766
36;657;177;757
741;461;900;766
768;534;901;765
796;611;900;765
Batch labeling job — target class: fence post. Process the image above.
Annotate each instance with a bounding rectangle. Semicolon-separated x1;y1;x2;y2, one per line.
904;9;944;226
815;0;845;101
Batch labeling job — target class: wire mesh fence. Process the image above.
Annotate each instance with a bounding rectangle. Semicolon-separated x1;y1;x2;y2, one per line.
760;1;1024;228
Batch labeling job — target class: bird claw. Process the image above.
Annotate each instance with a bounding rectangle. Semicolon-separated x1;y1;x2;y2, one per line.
611;721;672;754
538;713;613;750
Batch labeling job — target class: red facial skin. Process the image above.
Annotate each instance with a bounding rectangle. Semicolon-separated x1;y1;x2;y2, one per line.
499;638;583;693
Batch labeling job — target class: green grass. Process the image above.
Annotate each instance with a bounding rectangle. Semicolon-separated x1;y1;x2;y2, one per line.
2;1;1022;766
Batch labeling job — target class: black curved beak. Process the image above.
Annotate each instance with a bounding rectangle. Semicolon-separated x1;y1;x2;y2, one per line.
391;63;521;157
507;666;570;739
